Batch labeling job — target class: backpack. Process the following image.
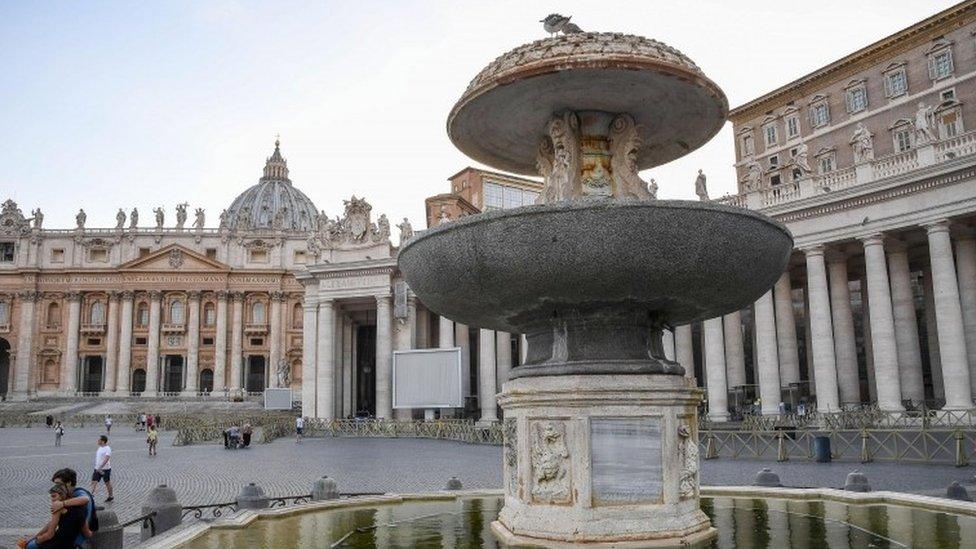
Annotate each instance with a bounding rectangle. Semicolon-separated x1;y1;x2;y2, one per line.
75;487;99;532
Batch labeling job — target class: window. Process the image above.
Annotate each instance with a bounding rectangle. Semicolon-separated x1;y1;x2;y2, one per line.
809;102;830;128
293;302;303;327
203;303;216;326
937;107;964;139
50;249;64;263
846;85;867;114
0;300;9;325
769;174;782;186
818;154;836;174
136;302;149;326
786;116;800;139
293;250;307;264
763;123;777;146
169;300;184;324
90;301;105;325
252;302;266;324
483;181;537;210
46;302;61;328
87;338;101;346
89;249;108;263
894;127;913;153
740;134;755;156
134;337;147;346
768;155;779;168
0;242;13;262
202;337;214;346
929;48;954;80
205;248;217;260
884;69;908;98
483;182;505;210
250;337;264;346
138;247;151;258
249;249;268;263
941;88;956;101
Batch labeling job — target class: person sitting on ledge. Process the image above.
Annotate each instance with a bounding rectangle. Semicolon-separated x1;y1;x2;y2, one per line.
17;483;86;549
50;468;96;545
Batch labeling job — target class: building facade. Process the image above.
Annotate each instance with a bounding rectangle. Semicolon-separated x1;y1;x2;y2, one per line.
682;1;976;419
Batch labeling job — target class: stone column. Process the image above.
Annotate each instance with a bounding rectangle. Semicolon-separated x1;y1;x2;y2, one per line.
954;234;976;396
826;252;861;407
438;314;453;349
723;311;746;389
754;290;781;414
703;317;728;421
478;329;498;423
145;291;162;395
184;291;200;394
674;324;695;379
661;328;675;361
804;247;840;412
268;292;284;388
103;293;120;394
496;331;513;392
342;317;353;417
375;295;393;420
860;276;878;403
861;235;904;411
773;271;801;386
300;297;317;415
315;299;335;419
923;269;945;399
887;244;925;403
415;306;430;348
214;292;228;393
61;292;82;393
392;297;416;420
13;291;38;398
117;292;134;394
926;221;973;409
333;309;343;417
455;322;471;398
229;292;244;392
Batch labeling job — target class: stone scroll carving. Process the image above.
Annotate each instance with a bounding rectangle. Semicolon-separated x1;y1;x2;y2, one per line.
538;112;581;204
609;114;652;200
677;424;699;499
530;420;571;504
503;418;518;495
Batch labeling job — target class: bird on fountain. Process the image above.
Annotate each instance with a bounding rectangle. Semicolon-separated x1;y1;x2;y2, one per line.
541;14;582;36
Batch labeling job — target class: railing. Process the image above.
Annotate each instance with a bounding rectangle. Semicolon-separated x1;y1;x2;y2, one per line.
873;148;919;179
244;323;269;334
120;510;157;537
938;130;976;160
161;323;185;333
80;323;106;334
816;165;857;192
760;182;800;207
258;418;504;445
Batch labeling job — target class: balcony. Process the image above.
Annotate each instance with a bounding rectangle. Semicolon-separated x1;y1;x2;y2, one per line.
245;323;269;335
79;323;106;335
161;323;185;334
719;130;976;211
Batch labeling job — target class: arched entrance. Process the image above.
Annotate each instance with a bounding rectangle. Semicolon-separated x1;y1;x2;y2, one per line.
163;355;184;393
0;338;10;399
246;355;266;392
81;355;103;393
131;369;147;393
199;368;214;393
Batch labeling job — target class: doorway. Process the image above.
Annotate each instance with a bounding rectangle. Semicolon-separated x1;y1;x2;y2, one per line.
163;355;184;393
81;355;103;393
131;369;147;393
199;368;214;393
355;325;376;416
246;355;266;392
0;338;9;399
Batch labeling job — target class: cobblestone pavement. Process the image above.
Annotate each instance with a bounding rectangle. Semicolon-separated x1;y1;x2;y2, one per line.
0;426;974;548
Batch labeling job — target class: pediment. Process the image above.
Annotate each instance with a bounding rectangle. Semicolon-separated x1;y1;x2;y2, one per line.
119;244;229;272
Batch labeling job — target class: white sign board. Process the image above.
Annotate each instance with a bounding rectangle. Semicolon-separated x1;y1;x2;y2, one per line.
264;388;293;410
393;348;463;408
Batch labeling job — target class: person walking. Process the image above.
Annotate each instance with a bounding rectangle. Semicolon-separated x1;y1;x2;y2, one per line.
90;435;114;502
138;412;146;431
242;423;252;448
146;425;158;456
54;422;64;447
145;413;154;431
104;416;112;434
295;415;304;443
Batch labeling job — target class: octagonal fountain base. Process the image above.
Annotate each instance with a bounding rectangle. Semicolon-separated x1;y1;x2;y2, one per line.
493;374;715;546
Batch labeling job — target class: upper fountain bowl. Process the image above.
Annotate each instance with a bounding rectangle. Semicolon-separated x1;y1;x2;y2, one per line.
447;33;728;175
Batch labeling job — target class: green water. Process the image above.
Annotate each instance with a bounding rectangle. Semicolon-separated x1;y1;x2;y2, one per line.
181;496;976;548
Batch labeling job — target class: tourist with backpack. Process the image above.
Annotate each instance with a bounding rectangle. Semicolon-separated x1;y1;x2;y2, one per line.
49;468;98;546
53;422;64;447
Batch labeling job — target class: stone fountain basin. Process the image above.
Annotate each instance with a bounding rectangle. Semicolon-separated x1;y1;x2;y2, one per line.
398;199;793;334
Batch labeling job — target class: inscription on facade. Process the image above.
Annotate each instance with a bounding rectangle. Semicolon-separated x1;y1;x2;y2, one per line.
590;417;662;505
319;274;389;291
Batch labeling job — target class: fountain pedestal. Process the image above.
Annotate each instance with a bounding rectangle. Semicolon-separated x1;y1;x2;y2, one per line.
492;374;715;547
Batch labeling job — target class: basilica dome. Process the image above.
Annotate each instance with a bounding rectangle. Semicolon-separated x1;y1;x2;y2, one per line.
223;140;319;232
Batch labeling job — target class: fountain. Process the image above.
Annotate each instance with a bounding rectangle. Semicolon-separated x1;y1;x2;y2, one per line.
398;30;793;546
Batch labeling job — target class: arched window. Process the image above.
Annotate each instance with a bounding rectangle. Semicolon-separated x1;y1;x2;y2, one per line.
170;300;184;324
203;303;216;326
136;303;149;326
292;303;303;328
46;302;61;328
252;302;266;324
90;301;105;325
0;300;9;325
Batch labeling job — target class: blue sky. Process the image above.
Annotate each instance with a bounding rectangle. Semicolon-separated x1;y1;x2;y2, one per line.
0;1;959;228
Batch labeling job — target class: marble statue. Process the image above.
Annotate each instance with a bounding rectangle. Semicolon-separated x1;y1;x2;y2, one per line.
608;113;652;200
746;161;763;191
793;142;812;175
647;178;658;199
175;202;188;230
115;208;126;229
153;207;164;229
219;209;229;228
541;14;582;35
276;358;291;387
850;123;875;163
75;209;86;229
437;205;451;225
31;208;43;229
397;217;413;243
694;169;709;201
129;208;139;229
193;208;205;230
376;214;391;241
535;137;555;204
914;102;936;145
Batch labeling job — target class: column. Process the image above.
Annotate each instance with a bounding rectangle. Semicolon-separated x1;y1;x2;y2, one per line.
754;290;781;414
661;328;675;361
438;314;453;349
229;292;244;392
184;291;201;394
455;322;471;398
723;311;746;389
861;276;878;403
268;292;284;388
145;291;162;395
61;292;82;393
496;331;513;391
393;297;416;420
315;299;335;419
954;234;976;395
805;247;840;412
13;291;38;398
926;221;973;409
375;295;393;420
333;308;343;417
923;269;945;399
300;296;317;416
415;306;430;348
116;292;134;394
214;292;229;393
478;328;498;423
827;252;861;407
703;317;728;421
342;317;353;417
861;235;903;411
675;324;695;379
887;244;925;403
103;292;120;394
773;271;801;385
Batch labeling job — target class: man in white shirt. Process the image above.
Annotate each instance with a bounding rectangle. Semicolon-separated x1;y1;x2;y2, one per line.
295;415;304;443
90;435;114;502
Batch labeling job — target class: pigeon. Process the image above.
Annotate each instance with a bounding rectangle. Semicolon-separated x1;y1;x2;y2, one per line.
541;14;583;36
